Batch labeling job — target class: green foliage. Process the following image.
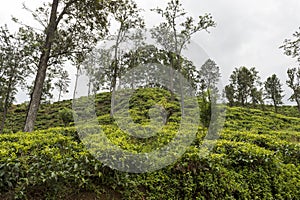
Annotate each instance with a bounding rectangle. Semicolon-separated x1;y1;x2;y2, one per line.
224;107;300;132
286;67;300;113
225;66;262;107
280;27;300;63
0;123;299;199
0;129;103;199
54;70;70;102
224;84;235;107
1;86;300;199
0;104;300;199
0;25;33;133
264;74;284;113
22;0;112;132
280;27;300;113
58;107;73;127
197;59;221;127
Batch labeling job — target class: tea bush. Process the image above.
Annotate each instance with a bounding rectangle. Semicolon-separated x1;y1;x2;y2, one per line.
0;89;300;199
0;123;299;199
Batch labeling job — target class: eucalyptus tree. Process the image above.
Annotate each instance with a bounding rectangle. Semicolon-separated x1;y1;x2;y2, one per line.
19;0;112;132
151;0;215;65
286;67;300;113
280;28;300;113
55;70;71;102
41;77;55;103
121;44;198;90
197;59;221;127
226;66;261;107
151;0;216;113
27;74;55;104
280;27;300;63
0;25;32;133
105;0;144;116
72;53;87;101
224;84;235;107
80;49;107;96
264;74;284;113
197;59;221;102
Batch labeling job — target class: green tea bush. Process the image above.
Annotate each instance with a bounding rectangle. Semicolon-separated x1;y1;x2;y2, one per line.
1;91;300;199
0;131;104;199
0;124;299;199
58;107;74;127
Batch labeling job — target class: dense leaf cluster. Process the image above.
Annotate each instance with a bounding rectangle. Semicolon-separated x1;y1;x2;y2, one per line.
0;89;299;199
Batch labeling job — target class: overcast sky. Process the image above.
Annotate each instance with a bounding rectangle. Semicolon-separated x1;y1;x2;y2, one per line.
1;0;300;104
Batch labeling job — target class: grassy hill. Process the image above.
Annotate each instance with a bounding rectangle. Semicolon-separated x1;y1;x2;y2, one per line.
0;88;299;199
2;89;300;133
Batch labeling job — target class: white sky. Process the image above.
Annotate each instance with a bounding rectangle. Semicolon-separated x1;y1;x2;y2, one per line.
1;0;300;104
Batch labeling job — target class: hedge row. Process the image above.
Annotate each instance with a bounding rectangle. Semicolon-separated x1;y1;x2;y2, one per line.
0;126;299;199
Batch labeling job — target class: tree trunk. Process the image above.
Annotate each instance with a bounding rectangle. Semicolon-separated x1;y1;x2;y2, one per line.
58;88;62;102
170;56;175;101
0;66;15;133
0;105;8;133
296;98;300;114
88;79;91;97
274;100;278;113
73;65;80;101
0;100;9;133
24;0;59;132
110;69;117;117
178;59;185;116
110;26;122;117
0;88;11;133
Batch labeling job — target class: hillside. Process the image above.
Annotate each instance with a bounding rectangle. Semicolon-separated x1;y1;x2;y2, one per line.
2;87;300;134
0;88;299;199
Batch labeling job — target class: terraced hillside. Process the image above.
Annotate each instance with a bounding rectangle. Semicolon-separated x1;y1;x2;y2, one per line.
0;88;299;199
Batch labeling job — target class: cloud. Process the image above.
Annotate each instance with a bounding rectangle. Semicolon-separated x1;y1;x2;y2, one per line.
1;0;300;104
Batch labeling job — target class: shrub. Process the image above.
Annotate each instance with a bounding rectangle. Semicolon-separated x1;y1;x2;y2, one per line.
0;125;299;199
58;108;74;127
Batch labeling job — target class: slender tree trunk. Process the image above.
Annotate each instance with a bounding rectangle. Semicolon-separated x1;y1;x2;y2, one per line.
169;54;175;101
24;0;59;132
0;101;9;133
178;60;185;116
88;79;91;97
273;98;278;113
110;26;122;117
296;98;300;114
110;67;117;117
58;88;62;102
0;88;11;133
0;64;15;133
73;65;80;101
275;104;278;113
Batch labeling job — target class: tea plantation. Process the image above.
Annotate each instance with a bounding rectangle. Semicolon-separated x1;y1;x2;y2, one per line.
0;89;299;199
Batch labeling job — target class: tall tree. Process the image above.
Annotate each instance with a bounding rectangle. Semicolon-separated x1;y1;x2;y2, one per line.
264;74;284;113
280;27;300;63
280;28;300;113
224;84;235;107
197;59;221;127
81;47;113;97
20;0;111;132
106;0;144;116
121;44;198;90
72;53;87;101
286;67;300;113
41;77;55;104
226;66;261;107
0;25;32;133
151;0;215;113
54;70;70;102
197;59;221;102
